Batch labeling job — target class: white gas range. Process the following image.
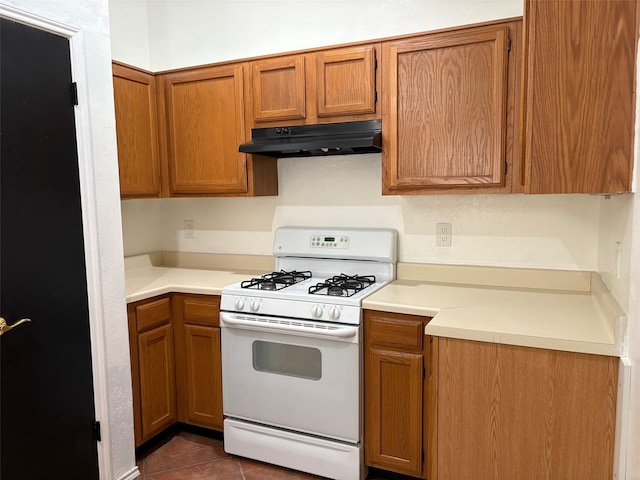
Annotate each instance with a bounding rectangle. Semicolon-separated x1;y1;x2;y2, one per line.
220;226;397;480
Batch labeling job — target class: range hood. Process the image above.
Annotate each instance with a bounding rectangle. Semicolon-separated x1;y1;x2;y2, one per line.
238;120;381;158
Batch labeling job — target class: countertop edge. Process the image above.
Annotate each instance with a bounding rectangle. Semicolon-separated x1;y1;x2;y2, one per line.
362;301;440;318
426;324;620;357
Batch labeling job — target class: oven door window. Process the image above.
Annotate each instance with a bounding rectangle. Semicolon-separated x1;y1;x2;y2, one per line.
252;340;322;380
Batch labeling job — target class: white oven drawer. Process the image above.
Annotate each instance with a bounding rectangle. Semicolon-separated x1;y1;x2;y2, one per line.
220;312;361;443
224;418;364;480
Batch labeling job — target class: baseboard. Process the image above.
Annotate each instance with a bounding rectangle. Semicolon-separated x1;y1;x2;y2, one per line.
116;466;140;480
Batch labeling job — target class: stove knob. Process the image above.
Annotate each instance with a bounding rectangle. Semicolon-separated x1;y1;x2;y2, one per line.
329;306;340;320
312;304;324;318
234;297;245;310
250;299;260;312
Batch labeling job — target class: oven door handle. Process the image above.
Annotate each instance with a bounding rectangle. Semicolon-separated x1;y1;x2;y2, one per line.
219;312;358;340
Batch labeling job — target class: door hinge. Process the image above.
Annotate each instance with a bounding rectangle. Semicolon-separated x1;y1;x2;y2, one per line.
93;421;102;442
71;82;78;106
507;36;512;53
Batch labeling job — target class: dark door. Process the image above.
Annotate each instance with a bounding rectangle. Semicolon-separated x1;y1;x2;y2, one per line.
0;19;99;480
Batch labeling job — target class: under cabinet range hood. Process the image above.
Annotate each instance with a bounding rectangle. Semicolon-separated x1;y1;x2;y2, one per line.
238;120;382;158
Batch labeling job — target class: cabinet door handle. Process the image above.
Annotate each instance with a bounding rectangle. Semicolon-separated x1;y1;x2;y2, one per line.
0;317;31;336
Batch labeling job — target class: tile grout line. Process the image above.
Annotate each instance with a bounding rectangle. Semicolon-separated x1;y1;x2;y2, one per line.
143;456;234;477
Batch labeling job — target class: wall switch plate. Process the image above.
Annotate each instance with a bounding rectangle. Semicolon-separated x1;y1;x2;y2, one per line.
436;223;452;247
184;220;195;239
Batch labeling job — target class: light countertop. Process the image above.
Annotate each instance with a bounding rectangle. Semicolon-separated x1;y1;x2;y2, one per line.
363;263;625;357
125;254;625;357
124;253;271;303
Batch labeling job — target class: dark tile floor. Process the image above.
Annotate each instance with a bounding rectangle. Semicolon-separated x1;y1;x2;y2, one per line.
136;430;320;480
135;429;406;480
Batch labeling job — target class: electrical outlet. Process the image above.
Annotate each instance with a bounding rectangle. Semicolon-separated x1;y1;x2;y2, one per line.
184;220;195;239
436;223;452;247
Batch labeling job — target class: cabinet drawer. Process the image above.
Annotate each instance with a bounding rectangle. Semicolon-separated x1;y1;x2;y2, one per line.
136;297;171;333
366;311;425;350
182;295;220;327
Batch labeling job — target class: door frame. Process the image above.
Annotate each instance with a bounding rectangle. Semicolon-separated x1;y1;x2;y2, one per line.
0;4;114;479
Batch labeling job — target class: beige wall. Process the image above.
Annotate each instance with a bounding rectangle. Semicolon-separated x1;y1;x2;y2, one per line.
112;0;523;71
122;156;603;271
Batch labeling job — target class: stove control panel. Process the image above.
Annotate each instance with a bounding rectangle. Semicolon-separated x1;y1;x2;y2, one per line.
221;295;360;325
233;297;262;313
310;234;350;249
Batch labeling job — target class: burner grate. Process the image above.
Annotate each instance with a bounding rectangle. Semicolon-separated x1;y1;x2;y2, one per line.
309;274;376;297
241;270;312;291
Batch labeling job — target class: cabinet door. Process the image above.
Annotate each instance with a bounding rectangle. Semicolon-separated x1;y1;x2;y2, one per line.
138;322;177;442
383;25;510;193
316;45;376;117
437;338;618;480
112;62;161;198
364;310;430;478
252;55;306;123
173;294;223;430
523;0;637;194
163;64;248;195
183;325;223;429
366;349;424;477
128;295;176;446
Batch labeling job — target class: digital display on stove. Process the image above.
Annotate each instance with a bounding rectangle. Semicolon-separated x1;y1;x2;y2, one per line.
310;234;350;248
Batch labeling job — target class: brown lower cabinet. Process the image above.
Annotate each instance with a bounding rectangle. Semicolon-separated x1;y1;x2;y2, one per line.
364;311;619;480
128;300;618;476
127;293;223;447
127;295;177;447
437;337;618;480
364;310;435;479
173;294;223;430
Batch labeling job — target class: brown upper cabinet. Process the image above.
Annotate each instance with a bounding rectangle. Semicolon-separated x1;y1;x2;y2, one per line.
114;10;639;198
252;55;307;123
158;64;278;196
112;62;162;199
382;20;522;195
160;64;250;195
316;45;377;117
523;0;638;194
249;45;380;127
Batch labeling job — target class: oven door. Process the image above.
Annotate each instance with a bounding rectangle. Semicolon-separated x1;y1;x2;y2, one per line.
220;311;361;443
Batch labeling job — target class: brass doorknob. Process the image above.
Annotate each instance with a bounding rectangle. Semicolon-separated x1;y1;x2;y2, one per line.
0;317;31;336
